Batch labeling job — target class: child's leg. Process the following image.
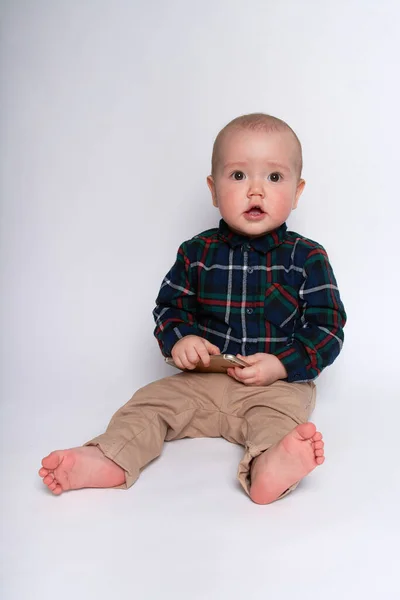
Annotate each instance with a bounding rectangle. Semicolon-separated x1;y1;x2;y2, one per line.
219;378;323;504
39;372;229;495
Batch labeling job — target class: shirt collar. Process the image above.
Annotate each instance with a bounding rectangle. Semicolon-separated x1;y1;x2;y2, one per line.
218;219;287;253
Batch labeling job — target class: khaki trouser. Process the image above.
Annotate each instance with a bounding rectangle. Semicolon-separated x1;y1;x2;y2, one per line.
86;372;316;500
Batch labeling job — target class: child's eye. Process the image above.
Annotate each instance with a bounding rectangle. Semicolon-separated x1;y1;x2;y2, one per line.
231;171;246;181
268;172;282;183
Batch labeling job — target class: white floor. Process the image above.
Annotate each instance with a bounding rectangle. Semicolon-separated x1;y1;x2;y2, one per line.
1;373;399;600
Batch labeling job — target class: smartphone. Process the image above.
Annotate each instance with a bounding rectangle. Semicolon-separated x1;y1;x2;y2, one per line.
165;354;249;373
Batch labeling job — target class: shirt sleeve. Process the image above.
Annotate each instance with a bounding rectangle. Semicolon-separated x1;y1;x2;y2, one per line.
272;246;347;382
153;242;199;356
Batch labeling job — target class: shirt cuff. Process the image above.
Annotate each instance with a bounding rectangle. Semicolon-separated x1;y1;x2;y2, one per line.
273;342;312;383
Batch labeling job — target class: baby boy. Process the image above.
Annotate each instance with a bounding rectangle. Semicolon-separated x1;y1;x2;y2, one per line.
39;113;346;504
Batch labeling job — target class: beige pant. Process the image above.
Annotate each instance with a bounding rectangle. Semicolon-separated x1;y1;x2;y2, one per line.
86;372;316;499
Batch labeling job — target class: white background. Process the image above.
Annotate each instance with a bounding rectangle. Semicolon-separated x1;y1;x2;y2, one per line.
1;1;399;599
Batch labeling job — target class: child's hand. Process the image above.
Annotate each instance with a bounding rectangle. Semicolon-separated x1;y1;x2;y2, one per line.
227;353;288;386
171;335;220;370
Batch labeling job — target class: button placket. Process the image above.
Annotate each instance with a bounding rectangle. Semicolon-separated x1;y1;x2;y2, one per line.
245;251;255;321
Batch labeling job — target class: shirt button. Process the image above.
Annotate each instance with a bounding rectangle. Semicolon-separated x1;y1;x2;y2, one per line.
248;267;253;274
246;308;253;315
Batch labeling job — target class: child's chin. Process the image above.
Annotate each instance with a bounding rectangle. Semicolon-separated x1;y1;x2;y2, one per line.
239;219;271;233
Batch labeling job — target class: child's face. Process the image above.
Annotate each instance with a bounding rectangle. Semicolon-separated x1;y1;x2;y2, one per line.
207;129;305;237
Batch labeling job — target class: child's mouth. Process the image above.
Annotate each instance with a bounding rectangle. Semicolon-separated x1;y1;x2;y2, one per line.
244;207;265;220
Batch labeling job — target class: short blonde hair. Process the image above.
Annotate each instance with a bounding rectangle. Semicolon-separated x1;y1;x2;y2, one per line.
211;113;303;178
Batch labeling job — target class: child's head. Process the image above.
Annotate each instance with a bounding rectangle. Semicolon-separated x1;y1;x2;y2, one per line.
207;113;305;237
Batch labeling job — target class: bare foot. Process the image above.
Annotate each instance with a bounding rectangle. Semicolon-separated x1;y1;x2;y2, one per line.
250;422;325;505
38;446;126;495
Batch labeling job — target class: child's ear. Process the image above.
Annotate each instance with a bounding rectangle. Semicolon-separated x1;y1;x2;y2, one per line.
207;176;218;207
292;179;305;210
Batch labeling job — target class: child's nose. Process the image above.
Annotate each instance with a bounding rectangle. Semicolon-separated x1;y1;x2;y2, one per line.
247;179;265;197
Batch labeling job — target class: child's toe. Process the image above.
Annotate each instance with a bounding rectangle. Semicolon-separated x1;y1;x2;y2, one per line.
42;452;63;471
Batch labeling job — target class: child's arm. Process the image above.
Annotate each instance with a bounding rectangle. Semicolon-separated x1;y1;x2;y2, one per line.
153;241;199;356
272;246;347;382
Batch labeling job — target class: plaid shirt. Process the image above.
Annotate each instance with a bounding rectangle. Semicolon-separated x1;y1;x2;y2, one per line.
153;219;346;382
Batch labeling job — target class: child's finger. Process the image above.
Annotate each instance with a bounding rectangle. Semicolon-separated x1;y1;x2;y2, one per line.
227;368;242;382
181;350;197;370
196;344;211;366
243;378;258;386
237;354;257;366
233;373;258;386
204;340;221;355
238;366;257;379
173;355;185;370
233;366;251;380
